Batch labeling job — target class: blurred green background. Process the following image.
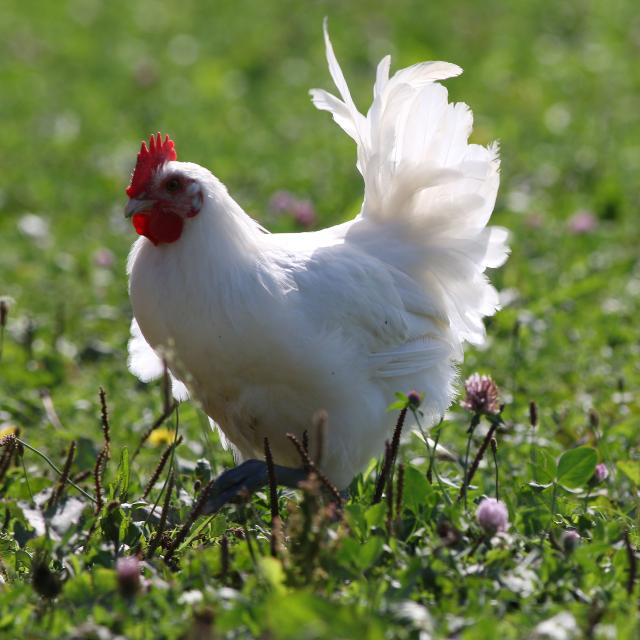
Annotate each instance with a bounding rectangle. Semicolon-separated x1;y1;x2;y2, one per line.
1;0;639;446
1;2;639;637
2;0;639;393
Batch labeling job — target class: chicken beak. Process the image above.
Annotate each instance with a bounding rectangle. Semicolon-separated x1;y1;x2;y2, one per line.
125;199;155;218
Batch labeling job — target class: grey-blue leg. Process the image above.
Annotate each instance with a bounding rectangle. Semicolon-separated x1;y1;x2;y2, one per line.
202;459;308;515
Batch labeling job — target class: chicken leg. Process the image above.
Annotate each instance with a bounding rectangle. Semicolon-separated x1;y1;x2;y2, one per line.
202;459;308;515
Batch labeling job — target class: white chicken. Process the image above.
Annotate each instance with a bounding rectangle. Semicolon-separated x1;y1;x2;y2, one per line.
125;23;509;508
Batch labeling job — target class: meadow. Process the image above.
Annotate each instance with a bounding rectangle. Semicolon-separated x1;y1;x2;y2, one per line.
0;1;638;638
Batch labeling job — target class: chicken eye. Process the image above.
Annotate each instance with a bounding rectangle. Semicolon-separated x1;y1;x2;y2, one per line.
165;177;182;193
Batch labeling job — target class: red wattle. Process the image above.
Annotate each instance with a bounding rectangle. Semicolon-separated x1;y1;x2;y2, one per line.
132;210;184;245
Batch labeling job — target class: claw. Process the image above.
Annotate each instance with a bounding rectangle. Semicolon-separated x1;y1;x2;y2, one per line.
201;459;307;515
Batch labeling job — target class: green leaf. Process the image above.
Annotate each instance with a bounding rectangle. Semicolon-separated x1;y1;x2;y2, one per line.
387;392;409;411
617;460;640;485
529;448;556;484
527;481;553;491
92;568;116;595
364;502;387;530
118;509;132;546
63;572;92;603
116;447;129;502
337;536;384;571
258;557;286;594
344;504;367;538
556;447;597;489
208;514;228;538
402;465;433;513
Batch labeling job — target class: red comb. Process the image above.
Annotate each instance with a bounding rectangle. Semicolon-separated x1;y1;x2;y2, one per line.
126;133;178;198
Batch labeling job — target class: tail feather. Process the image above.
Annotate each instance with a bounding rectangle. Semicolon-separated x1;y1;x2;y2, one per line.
316;18;368;150
311;22;509;357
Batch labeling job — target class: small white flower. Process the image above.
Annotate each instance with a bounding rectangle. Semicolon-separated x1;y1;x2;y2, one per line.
532;611;578;640
178;589;204;605
18;213;49;241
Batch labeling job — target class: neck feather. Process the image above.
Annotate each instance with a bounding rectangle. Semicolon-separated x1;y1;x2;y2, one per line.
181;165;264;261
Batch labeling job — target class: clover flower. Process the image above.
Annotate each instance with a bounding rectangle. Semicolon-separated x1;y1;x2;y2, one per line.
567;210;598;234
476;498;509;534
291;199;316;228
93;248;115;269
461;374;500;416
592;463;609;484
268;190;316;228
269;190;296;213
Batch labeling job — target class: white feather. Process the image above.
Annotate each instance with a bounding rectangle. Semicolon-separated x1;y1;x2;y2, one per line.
127;27;509;489
127;318;189;401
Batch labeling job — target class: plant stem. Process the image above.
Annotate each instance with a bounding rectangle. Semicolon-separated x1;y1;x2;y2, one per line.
263;437;280;557
20;453;35;504
164;475;216;565
373;407;408;504
623;530;637;595
462;414;480;509
372;440;392;505
395;463;404;526
145;469;175;559
529;401;538;472
549;481;559;530
143;406;180;530
132;401;178;459
582;488;592;514
17;438;97;504
414;411;452;505
426;421;443;483
287;432;342;504
459;420;500;503
491;438;499;501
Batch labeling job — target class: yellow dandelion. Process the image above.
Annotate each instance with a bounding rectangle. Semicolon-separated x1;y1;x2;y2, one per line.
148;427;175;447
0;424;17;439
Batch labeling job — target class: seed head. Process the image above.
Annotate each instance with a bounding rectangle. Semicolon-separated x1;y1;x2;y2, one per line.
561;529;580;554
407;390;422;409
476;498;509;534
529;401;538;428
436;520;461;547
461;374;500;416
0;429;16;448
0;298;9;327
116;556;141;598
31;555;62;599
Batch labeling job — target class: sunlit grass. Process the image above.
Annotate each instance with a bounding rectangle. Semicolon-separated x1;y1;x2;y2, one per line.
0;1;638;638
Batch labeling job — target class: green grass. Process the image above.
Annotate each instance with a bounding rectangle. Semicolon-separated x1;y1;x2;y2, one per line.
0;1;638;638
